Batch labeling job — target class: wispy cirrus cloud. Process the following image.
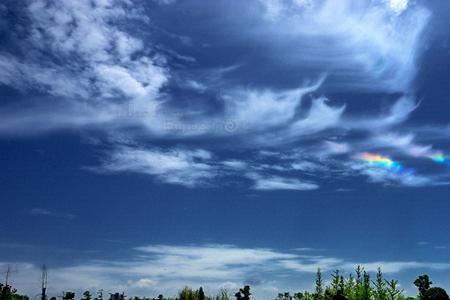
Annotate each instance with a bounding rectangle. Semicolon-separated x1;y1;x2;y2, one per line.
29;208;76;220
0;0;448;191
93;146;322;190
256;0;429;92
95;146;216;187
246;173;319;191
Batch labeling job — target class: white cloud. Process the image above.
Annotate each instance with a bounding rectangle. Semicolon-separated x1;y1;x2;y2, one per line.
341;261;450;273
0;0;168;134
131;278;159;288
29;207;77;220
280;257;345;273
287;97;345;137
0;0;445;192
322;141;350;155
247;173;319;191
90;140;450;189
98;147;215;187
373;133;415;149
10;0;168;99
348;160;431;187
153;0;177;5
29;208;76;220
291;161;326;172
248;95;345;145
345;97;418;130
4;244;450;300
386;0;409;15
256;0;430;92
134;245;297;278
223;79;323;132
222;160;248;170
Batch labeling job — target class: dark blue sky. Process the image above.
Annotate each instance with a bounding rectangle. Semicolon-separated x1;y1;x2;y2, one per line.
1;0;450;298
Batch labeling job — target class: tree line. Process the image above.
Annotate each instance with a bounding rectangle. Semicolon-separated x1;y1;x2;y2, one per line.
1;266;449;300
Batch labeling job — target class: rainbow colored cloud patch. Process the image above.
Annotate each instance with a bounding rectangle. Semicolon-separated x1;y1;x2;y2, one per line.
359;153;403;171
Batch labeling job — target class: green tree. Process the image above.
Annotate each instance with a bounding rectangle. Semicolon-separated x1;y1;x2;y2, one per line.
215;290;230;300
63;292;75;300
425;288;449;300
414;276;433;300
235;286;251;300
240;286;251;300
198;287;206;300
1;283;28;300
324;288;334;300
276;293;292;300
339;276;345;297
96;290;104;300
301;292;315;300
331;270;343;296
385;280;403;300
333;296;350;300
315;268;324;300
360;271;371;300
354;266;363;300
82;291;93;300
293;293;304;300
180;287;195;300
373;268;387;300
108;293;125;300
344;274;356;300
355;266;363;286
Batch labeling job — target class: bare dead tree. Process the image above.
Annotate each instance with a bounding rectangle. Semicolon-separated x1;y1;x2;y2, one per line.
4;265;11;286
2;265;17;286
41;265;48;300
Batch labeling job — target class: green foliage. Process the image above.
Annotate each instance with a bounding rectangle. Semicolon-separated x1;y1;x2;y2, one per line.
414;275;432;300
331;270;342;296
333;296;349;300
179;287;209;300
96;290;104;300
0;284;29;300
315;268;324;300
108;293;126;300
276;292;292;300
425;288;449;300
289;266;413;300
344;274;356;300
324;288;334;300
361;271;371;300
235;286;251;300
180;287;195;300
198;288;205;300
373;268;387;300
83;291;93;300
294;292;314;300
214;289;230;300
63;292;75;300
385;280;403;300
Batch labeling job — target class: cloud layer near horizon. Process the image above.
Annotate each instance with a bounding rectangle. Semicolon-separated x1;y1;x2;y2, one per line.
3;244;450;299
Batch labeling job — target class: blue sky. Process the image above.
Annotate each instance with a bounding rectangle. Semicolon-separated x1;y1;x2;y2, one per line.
1;0;450;298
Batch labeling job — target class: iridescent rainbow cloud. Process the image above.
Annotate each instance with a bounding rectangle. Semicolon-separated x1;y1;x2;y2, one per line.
359;153;403;171
428;152;448;164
